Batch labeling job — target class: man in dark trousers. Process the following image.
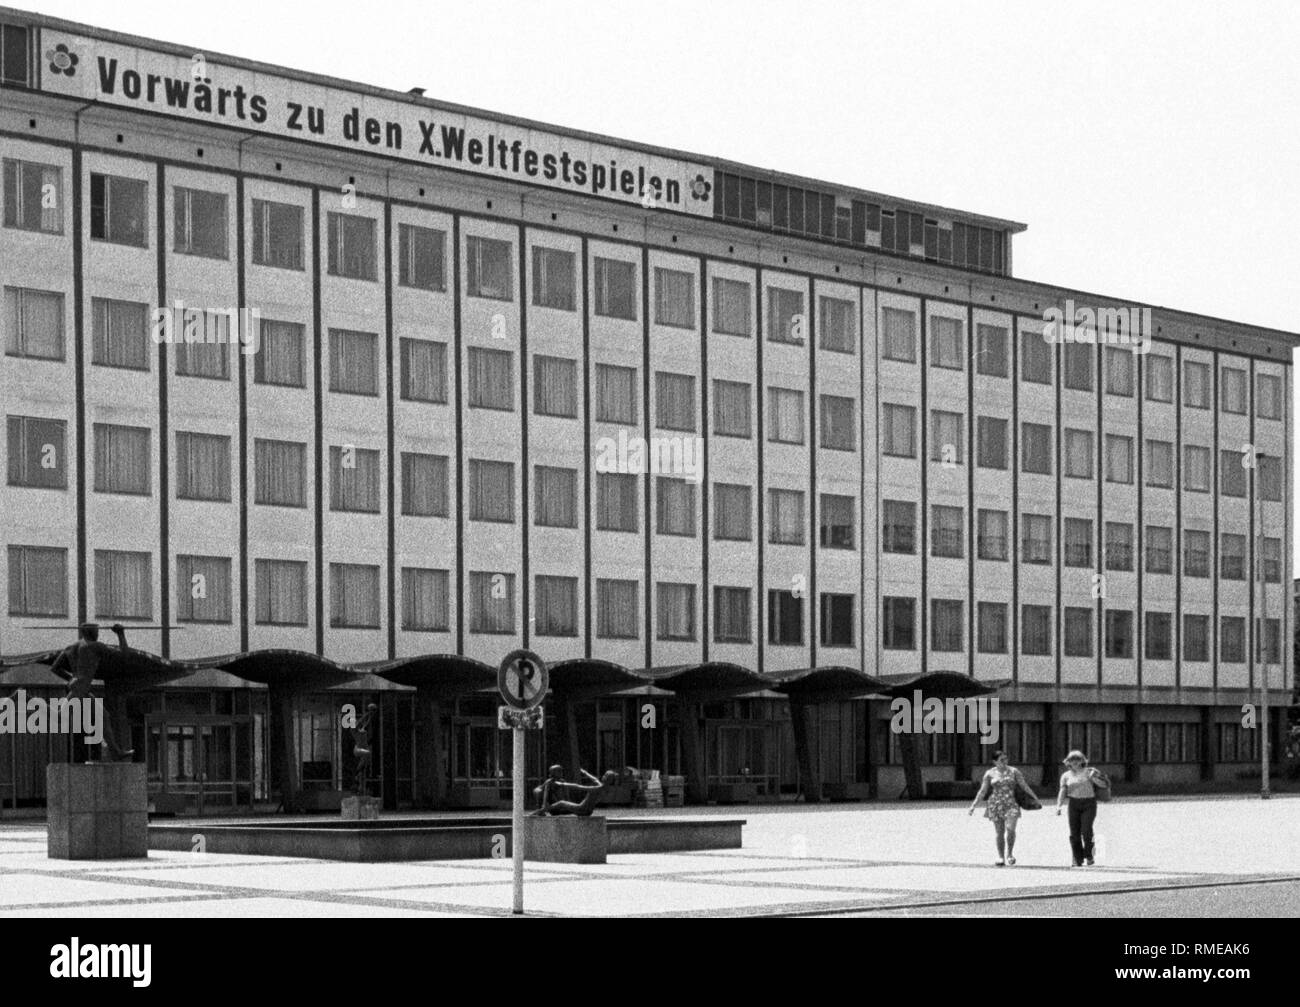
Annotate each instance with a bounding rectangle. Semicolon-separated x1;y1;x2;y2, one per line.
48;622;133;761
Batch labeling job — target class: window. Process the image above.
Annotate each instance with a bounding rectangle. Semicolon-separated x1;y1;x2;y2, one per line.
468;459;514;523
595;363;638;425
1064;517;1093;568
1022;513;1051;565
402;567;450;631
714;483;752;541
978;602;1008;653
1145;439;1173;488
712;277;751;336
1184;530;1210;578
174;317;230;380
819;296;856;352
768;387;805;444
6;415;66;488
882;500;916;554
596;473;638;532
654;267;694;328
175;432;230;502
1145;526;1172;574
768;590;802;645
1063;428;1093;479
767;288;805;344
1104;522;1133;571
326;211;377;280
329;445;381;513
398;223;446;291
1104;610;1133;659
3;158;61;233
1105;347;1133;396
399;338;447;403
534;465;576;528
978;508;1008;561
1183;614;1209;662
1063;342;1093;391
533;355;577;418
658;583;697;641
255;559;308;625
532;246;575;310
819;395;855;451
930;410;963;464
881;307;916;362
655;477;696;537
467;346;514;410
1256;373;1282;419
1146;355;1173;402
655;372;696;432
1259;455;1281;501
89;173;147;247
401;452;449;518
930;316;964;369
469;571;515;633
467;235;513;300
94;550;152;620
173;186;227;258
7;545;67;617
1020;328;1051;384
882;403;916;457
1220;617;1245;663
1183;445;1210;492
819;494;854;549
1104;434;1133;484
1183;360;1210;409
175;555;232;623
535;576;578;637
1261;537;1282;583
883;597;916;650
1220;450;1246;498
1064;607;1093;657
327;564;380;628
91;297;149;371
714;586;751;643
328;328;378;396
768;488;805;545
1021;422;1052;475
1220;367;1247;414
255;319;307;388
1022;605;1051;656
712;379;751;438
931;599;963;652
820;593;854;647
594;256;636;318
596;579;639;639
976;324;1008;377
1220;533;1246;580
977;417;1008;470
931;504;964;559
254;439;306;508
251;198;303;270
1144;612;1172;660
3;286;63;360
93;423;150;496
1256;618;1282;663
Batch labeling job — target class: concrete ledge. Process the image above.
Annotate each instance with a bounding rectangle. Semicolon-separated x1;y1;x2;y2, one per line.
607;818;744;854
48;763;148;860
524;815;607;864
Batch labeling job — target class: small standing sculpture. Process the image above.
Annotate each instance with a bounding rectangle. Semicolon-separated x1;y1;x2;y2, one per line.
48;622;133;761
350;703;378;797
532;765;618;817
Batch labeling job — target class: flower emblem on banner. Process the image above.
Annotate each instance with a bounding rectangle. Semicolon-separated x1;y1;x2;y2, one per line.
690;173;712;202
47;43;79;76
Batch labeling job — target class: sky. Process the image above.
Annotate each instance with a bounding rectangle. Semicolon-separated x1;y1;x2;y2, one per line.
14;0;1300;562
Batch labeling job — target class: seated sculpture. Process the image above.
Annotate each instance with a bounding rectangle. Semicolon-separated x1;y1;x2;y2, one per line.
532;765;618;816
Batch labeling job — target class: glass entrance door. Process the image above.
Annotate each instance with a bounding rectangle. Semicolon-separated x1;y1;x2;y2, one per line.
146;717;252;814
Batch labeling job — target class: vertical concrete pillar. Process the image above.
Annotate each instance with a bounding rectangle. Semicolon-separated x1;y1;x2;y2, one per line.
898;730;924;799
1125;704;1140;785
415;689;446;808
678;699;706;803
788;697;821;803
1041;703;1058;789
1200;705;1214;782
269;683;300;813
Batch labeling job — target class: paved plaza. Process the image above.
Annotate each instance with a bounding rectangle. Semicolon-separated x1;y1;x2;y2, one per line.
1;795;1296;917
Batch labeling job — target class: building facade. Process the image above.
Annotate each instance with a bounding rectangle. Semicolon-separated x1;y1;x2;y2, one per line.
0;9;1294;814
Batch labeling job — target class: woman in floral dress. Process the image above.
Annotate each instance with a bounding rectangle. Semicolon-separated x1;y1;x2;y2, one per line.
967;750;1031;866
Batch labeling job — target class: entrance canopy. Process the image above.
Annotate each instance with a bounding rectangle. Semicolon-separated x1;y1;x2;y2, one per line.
769;665;887;702
879;670;1006;699
645;662;766;700
366;653;495;698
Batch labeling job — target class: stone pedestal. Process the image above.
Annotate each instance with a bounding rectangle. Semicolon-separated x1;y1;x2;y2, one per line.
340;795;381;820
47;762;148;860
524;815;607;864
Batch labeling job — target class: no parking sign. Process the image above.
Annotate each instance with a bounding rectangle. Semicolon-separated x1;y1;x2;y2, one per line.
498;649;549;711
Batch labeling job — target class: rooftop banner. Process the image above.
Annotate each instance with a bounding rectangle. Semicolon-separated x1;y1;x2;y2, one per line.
37;29;715;217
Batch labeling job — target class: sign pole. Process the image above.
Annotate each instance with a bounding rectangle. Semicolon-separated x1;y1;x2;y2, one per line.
1258;454;1270;800
497;648;548;916
512;723;525;913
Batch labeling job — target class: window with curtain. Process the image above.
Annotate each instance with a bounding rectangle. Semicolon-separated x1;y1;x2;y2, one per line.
1020;328;1051;383
532;246;576;310
882;596;916;650
1146;354;1174;402
330;563;380;628
1021;422;1052;475
400;337;447;403
819;395;855;451
1022;604;1051;656
93;423;151;496
882;403;916;457
1184;530;1210;577
931;504;964;559
713;586;751;643
402;567;450;631
533;354;577;418
1063;342;1093;391
1104;434;1133;484
329;445;381;513
819;296;855;352
1104;522;1133;571
767;288;805;344
1145;525;1172;574
254;438;306;507
596;472;638;531
1183;360;1210;408
596;578;638;638
1220;367;1247;414
882;499;916;554
1105;346;1134;396
1262;537;1282;583
255;319;306;388
251;198;304;270
930;410;962;463
1182;615;1209;662
173;186;228;258
398;222;446;291
712;379;751;438
328;328;378;395
254;558;308;625
401;452;449;517
930;316;964;369
767;590;802;645
713;482;751;541
535;575;578;637
1183;445;1210;492
1259;455;1281;501
4;286;64;360
1220;449;1246;497
175;431;231;502
820;593;854;648
711;277;751;336
7;544;67;616
654;267;695;328
881;307;916;362
174;313;231;380
467;346;514;410
819;494;854;549
1219;617;1245;663
6;415;66;488
594;256;636;319
1064;608;1093;657
326;211;377;280
1020;513;1051;564
1063;428;1093;479
467;235;513;299
976;324;1008;378
976;416;1007;470
1145;439;1173;488
91;297;149;371
175;554;232;623
768;488;804;545
657;582;696;640
931;599;963;652
655;371;696;432
89;172;148;247
469;571;515;633
978;508;1008;561
534;465;577;528
655;478;696;537
3;158;62;233
594;363;638;424
767;387;804;444
468;458;514;523
1256;373;1282;419
1220;533;1246;580
978;602;1008;653
94;549;152;620
1064;517;1093;567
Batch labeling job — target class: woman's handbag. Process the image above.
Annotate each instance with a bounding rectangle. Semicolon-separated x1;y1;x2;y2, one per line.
1091;770;1112;803
1014;777;1042;811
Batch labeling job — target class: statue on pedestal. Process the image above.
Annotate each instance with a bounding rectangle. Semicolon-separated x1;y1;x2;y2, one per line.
533;765;617;816
350;703;378;797
49;623;133;761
